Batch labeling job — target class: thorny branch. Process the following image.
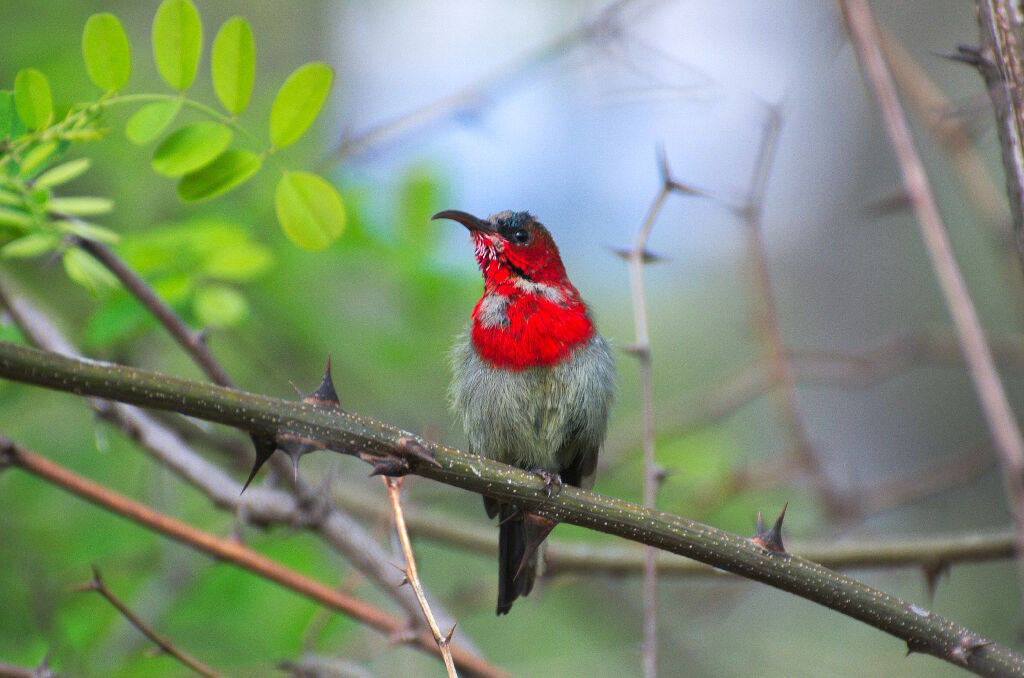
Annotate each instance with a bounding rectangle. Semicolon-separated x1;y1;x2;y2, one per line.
0;440;503;678
383;477;458;677
0;342;1020;675
842;0;1024;613
73;567;220;678
0;280;475;660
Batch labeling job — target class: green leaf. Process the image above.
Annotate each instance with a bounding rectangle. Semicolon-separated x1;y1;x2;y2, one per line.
211;17;254;115
0;207;33;230
54;219;120;243
0;190;21;207
274;171;345;250
192;285;247;327
151;122;232;177
125;100;182;145
18;142;57;177
201;241;271;281
13;68;53;130
2;233;59;258
34;158;91;189
0;91;27;140
177;149;262;202
82;13;131;91
63;248;119;295
49;197;114;216
152;0;202;91
268;62;332;148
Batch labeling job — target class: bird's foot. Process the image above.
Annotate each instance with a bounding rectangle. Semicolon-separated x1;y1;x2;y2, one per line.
531;469;563;498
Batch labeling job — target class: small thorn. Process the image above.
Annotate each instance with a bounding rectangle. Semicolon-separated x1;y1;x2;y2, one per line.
749;502;787;553
935;45;984;68
368;455;411;477
608;246;668;264
443;623;457;645
396;436;441;468
288;380;303;398
622;343;650;358
195;328;210;345
863;188;910;216
950;634;992;665
514;512;557;581
922;561;949;603
303;356;341;409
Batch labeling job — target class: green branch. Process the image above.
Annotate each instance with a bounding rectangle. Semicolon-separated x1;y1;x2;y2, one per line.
0;339;1021;676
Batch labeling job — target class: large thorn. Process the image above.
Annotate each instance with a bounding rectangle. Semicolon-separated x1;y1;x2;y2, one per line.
303;356;341;410
750;502;788;553
242;433;278;493
395;436;441;468
934;45;984;68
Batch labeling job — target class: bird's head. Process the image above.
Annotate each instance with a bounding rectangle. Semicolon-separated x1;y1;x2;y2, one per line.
432;209;569;286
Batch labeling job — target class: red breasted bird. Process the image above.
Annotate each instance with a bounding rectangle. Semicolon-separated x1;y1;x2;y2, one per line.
433;209;616;615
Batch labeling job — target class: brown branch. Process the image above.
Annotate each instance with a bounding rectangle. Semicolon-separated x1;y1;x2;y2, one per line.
73;566;220;678
383;477;457;677
331;487;1017;576
843;0;1024;608
975;0;1024;263
0;440;505;678
69;236;234;388
0;278;471;648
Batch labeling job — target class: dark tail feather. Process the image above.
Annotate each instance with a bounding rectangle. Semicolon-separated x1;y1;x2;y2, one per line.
496;504;537;615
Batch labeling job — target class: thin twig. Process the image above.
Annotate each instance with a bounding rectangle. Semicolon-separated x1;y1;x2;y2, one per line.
73;566;220;678
624;148;699;678
842;0;1024;611
0;279;470;649
0;344;1022;674
383;477;457;677
0;439;504;678
69;235;234;388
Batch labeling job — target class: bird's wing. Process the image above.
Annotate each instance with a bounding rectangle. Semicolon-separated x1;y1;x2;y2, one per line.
559;435;599;490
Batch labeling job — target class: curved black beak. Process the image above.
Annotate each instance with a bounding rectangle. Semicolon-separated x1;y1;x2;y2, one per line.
431;210;494;233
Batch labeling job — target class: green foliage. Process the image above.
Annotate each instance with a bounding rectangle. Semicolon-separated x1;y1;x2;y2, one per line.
177;149;262;202
125;100;181;145
13;68;52;130
81;13;131;92
269;62;332;148
275;171;345;250
151;0;203;91
211;17;255;115
34;158;92;189
151;121;233;176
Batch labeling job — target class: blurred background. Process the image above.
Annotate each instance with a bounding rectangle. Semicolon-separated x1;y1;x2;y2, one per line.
1;1;1021;676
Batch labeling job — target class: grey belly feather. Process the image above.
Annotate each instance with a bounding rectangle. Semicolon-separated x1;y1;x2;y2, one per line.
449;333;616;483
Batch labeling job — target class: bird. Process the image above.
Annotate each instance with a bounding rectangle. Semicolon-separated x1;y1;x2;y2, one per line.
433;209;616;615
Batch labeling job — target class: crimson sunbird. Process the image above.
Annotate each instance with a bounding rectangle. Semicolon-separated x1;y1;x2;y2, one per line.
434;209;616;614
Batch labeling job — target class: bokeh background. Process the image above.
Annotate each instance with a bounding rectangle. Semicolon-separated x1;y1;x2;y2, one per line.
1;1;1021;676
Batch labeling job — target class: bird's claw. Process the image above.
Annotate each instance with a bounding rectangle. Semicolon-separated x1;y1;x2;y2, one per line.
532;469;563;498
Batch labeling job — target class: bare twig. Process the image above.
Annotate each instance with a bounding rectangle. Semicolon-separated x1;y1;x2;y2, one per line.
383;477;457;677
2;343;1023;674
975;0;1024;264
0;440;504;678
73;566;220;678
624;148;699;678
877;24;1008;233
843;0;1024;609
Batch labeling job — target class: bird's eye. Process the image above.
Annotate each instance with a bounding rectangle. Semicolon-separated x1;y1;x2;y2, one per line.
512;228;530;244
